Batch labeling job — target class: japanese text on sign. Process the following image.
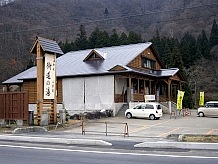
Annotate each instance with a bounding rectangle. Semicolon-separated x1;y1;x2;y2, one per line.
44;54;56;99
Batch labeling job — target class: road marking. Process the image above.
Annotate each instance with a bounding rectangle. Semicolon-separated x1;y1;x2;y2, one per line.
206;129;218;135
0;144;218;159
130;120;172;133
157;128;180;137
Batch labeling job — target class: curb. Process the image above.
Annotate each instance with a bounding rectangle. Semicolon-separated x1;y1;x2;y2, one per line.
12;127;47;134
134;141;218;150
0;135;112;146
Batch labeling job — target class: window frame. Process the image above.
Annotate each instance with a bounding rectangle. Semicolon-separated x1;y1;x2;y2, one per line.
141;57;156;69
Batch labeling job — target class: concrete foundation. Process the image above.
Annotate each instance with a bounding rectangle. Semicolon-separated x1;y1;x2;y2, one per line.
41;110;48;126
16;120;23;126
59;110;66;124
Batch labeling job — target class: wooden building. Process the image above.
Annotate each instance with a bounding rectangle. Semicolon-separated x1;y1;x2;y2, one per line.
2;40;184;115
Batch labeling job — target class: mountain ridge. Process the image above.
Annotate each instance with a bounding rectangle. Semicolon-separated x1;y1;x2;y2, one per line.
0;0;218;100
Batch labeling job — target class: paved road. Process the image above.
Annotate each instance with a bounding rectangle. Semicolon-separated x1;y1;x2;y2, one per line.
0;111;218;150
0;144;218;164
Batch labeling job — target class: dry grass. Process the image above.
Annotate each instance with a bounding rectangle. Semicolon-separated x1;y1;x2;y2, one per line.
182;135;218;143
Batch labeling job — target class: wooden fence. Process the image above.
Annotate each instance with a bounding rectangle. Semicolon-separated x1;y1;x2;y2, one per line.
0;92;29;124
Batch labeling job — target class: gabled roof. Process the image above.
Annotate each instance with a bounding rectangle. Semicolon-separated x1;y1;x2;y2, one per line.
30;36;63;55
83;49;106;61
3;42;180;84
57;42;152;77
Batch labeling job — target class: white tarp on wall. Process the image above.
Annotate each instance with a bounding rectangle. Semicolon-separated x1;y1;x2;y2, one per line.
85;75;114;110
62;78;84;111
62;75;114;112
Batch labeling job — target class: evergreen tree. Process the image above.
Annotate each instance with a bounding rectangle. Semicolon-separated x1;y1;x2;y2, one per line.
74;25;89;50
169;44;184;72
98;30;110;47
197;30;210;59
180;33;198;68
119;32;128;45
183;82;194;109
162;42;172;68
88;28;101;48
109;29;120;46
128;31;142;44
150;29;162;54
180;39;191;68
209;19;218;48
104;8;109;15
59;40;74;53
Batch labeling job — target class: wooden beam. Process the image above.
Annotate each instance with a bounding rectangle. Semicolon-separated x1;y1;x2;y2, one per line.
128;75;132;102
168;79;171;101
36;42;44;125
53;53;57;124
149;80;151;94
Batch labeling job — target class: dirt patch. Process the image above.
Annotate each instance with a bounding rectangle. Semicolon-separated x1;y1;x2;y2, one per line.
179;134;218;143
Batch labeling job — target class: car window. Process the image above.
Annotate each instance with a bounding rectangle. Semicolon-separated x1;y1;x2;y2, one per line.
214;103;218;107
141;105;146;109
156;105;161;109
134;105;142;109
145;104;154;109
206;103;214;107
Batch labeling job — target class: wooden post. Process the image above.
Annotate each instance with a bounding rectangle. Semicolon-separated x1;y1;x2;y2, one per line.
149;80;151;94
36;42;44;125
179;81;182;90
53;74;57;124
168;79;171;101
128;75;132;102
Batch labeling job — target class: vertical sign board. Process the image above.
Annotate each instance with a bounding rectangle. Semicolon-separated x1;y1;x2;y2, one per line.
199;91;204;107
44;53;56;99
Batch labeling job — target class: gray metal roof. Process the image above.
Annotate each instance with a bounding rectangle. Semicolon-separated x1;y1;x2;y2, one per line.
128;67;179;77
30;36;63;55
38;37;63;55
2;42;179;84
2;67;36;84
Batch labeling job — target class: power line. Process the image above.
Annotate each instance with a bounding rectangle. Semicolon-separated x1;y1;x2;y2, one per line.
0;2;217;35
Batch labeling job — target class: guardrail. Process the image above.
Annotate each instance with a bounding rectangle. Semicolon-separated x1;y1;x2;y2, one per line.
81;120;129;138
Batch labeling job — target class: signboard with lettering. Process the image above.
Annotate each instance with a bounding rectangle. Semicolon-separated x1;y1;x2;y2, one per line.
44;53;56;99
144;95;156;102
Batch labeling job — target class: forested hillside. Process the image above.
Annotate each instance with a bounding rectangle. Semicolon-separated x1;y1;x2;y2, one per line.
0;0;218;104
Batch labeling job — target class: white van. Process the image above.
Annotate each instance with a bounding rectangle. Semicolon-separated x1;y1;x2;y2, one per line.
198;101;218;117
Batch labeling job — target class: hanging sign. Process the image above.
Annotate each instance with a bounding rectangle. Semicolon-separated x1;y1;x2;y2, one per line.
44;53;56;99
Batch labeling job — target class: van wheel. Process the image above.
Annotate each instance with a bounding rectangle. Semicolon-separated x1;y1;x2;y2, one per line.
198;112;204;117
126;113;132;119
149;114;155;120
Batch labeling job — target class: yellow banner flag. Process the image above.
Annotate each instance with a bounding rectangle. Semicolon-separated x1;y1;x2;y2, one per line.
177;90;184;110
199;92;204;106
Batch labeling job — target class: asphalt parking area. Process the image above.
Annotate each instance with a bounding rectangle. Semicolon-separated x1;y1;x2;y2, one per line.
64;111;218;138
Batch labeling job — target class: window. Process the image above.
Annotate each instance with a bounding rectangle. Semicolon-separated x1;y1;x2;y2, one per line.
142;57;156;69
156;105;162;109
89;52;101;59
205;103;214;107
145;104;154;109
